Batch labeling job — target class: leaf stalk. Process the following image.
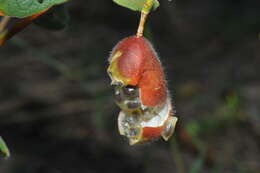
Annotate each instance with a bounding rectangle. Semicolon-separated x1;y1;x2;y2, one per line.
136;0;154;37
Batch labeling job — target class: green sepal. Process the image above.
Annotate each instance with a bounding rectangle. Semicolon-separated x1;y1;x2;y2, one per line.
113;0;159;12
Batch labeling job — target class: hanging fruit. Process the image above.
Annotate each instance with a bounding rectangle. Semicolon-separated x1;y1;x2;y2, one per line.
108;0;178;145
108;36;177;145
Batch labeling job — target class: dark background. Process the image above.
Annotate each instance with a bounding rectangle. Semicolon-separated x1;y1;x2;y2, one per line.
1;0;260;172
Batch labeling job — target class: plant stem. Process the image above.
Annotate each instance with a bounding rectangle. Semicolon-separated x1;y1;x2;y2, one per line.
0;16;10;32
136;0;154;37
170;139;185;173
0;14;43;46
0;9;49;46
136;12;147;37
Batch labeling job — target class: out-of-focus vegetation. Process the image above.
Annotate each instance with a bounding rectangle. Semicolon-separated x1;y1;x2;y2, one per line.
0;0;68;18
0;136;10;157
0;0;260;173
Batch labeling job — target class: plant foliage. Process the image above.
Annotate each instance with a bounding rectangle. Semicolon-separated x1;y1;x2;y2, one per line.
0;0;68;18
0;136;10;158
113;0;159;12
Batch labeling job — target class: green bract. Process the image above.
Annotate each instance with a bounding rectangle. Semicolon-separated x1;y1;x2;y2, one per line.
0;136;10;158
113;0;159;12
0;0;68;18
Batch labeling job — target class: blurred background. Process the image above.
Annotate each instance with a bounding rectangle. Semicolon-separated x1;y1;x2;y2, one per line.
0;0;260;172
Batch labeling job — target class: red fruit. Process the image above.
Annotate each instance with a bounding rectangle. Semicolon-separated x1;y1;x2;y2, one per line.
108;36;177;145
142;126;163;139
108;36;167;107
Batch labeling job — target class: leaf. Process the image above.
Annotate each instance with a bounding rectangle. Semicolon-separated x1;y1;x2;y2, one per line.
0;136;10;158
113;0;159;12
0;11;46;46
0;0;68;18
34;4;69;30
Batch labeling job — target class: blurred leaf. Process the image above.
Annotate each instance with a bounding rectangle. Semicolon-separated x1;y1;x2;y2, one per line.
34;5;69;30
226;92;240;113
0;0;68;18
185;91;241;137
0;136;10;158
189;156;204;173
113;0;159;12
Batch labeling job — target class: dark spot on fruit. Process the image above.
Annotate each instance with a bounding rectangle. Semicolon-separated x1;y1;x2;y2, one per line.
126;100;140;109
114;89;123;103
122;85;138;97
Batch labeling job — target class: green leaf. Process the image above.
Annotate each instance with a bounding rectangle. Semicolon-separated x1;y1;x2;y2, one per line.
0;0;68;18
0;136;10;158
113;0;159;12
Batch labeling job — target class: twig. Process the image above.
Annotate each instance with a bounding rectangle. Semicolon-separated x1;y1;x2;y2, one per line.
0;16;10;32
170;138;186;173
0;9;49;46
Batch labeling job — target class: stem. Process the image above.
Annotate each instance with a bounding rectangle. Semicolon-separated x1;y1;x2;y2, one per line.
0;16;11;32
136;12;148;37
170;139;185;173
0;10;48;46
136;0;154;37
